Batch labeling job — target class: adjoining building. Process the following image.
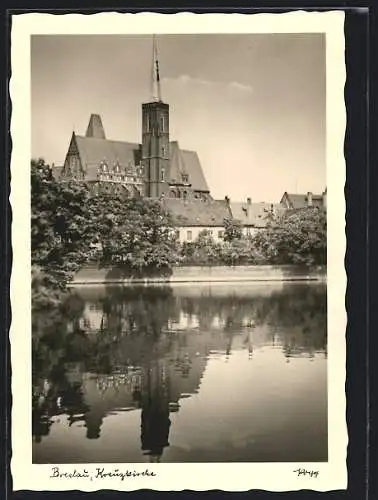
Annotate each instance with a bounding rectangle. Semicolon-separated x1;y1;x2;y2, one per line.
227;197;285;237
280;189;327;210
161;198;231;243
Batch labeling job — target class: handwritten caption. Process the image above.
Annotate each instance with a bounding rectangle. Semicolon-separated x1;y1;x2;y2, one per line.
50;467;156;482
50;466;320;482
293;468;319;478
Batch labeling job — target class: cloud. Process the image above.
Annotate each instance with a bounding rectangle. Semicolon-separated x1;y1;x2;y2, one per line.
229;81;254;93
162;74;253;94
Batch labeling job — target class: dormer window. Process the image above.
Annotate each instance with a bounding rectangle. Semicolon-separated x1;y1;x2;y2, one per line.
182;173;189;184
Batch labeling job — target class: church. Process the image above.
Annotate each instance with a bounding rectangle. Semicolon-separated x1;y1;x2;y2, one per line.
59;111;212;203
58;38;212;204
56;38;234;242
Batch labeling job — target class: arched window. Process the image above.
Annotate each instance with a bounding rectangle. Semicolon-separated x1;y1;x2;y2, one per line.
170;189;176;198
183;190;188;200
70;156;77;172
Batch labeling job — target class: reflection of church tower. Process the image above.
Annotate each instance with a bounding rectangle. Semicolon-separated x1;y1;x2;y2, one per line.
142;35;170;198
139;361;171;462
85;409;104;439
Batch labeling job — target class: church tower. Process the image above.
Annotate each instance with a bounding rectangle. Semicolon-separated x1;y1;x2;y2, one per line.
142;36;170;198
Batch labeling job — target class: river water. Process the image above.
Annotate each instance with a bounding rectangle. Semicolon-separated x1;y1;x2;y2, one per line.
32;282;327;463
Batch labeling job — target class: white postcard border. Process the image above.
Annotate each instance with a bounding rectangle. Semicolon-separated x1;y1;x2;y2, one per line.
10;10;347;492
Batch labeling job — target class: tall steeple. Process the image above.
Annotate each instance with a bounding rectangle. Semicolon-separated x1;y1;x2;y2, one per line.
142;35;170;198
151;34;162;102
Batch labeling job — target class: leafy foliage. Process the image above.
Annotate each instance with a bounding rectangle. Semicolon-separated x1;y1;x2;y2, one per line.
31;159;179;286
253;208;327;266
88;196;179;277
223;217;243;242
31;159;93;287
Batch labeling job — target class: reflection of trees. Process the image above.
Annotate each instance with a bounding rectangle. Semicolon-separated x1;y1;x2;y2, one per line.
176;284;327;357
253;284;327;358
32;283;327;447
100;286;180;337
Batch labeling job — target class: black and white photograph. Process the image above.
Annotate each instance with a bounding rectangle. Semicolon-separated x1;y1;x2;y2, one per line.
10;11;347;492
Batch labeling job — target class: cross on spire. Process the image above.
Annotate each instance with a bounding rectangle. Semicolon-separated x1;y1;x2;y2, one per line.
151;34;162;102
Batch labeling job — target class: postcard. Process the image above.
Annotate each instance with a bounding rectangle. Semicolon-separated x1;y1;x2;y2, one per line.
10;10;347;492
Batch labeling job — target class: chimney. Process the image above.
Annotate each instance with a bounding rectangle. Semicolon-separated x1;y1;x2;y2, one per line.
307;191;313;207
225;195;230;204
247;197;251;205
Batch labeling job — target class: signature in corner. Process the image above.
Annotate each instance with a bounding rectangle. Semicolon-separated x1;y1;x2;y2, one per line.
293;468;319;478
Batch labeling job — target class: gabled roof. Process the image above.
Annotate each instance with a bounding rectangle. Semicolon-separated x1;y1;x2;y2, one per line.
72;133;209;192
281;192;324;209
230;201;283;228
74;135;141;180
169;141;187;182
169;141;209;193
162;198;231;227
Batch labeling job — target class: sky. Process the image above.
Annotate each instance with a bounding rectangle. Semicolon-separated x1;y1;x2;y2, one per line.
31;33;326;203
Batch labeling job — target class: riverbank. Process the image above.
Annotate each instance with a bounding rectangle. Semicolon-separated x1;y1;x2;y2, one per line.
69;264;326;286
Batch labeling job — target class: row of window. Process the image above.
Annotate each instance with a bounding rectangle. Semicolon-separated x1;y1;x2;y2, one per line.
92;183;142;197
98;174;142;183
99;163;144;176
170;189;188;199
176;230;224;241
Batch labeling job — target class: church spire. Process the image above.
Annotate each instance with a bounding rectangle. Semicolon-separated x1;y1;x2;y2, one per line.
151;35;162;102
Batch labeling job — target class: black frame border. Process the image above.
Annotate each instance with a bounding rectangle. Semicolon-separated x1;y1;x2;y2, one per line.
1;5;374;500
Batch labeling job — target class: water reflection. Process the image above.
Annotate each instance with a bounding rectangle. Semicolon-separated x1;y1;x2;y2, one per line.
32;282;327;463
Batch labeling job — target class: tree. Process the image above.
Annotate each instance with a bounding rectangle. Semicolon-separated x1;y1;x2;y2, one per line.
31;159;94;287
252;208;327;267
192;230;222;266
89;196;179;277
223;217;243;242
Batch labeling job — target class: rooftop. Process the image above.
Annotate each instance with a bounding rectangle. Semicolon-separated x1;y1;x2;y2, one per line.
162;198;231;227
